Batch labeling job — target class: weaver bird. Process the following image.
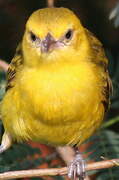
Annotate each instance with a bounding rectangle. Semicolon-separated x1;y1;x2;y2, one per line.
0;7;112;179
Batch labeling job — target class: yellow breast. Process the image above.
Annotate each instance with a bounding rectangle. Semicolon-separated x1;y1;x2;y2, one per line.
1;61;104;146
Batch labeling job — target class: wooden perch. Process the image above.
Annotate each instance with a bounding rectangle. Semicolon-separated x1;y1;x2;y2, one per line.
0;158;119;179
47;0;55;7
0;60;9;72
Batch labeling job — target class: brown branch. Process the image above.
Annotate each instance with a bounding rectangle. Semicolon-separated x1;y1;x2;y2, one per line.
47;0;54;7
0;60;9;72
0;159;119;180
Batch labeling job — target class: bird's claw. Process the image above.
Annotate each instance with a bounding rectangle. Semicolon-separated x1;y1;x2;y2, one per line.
68;152;86;180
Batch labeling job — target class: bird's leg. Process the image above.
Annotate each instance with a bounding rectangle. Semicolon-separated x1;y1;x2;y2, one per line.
68;146;86;180
0;132;12;153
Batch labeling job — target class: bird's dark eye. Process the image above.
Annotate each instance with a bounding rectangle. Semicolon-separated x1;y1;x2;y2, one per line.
29;32;37;42
65;30;73;40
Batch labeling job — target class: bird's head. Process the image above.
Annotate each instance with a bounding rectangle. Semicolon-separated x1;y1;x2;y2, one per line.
22;7;89;67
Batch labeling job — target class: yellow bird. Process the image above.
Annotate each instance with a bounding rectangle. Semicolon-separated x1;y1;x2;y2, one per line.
0;7;111;179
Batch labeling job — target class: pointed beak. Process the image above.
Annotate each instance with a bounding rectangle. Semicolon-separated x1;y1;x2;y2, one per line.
41;33;56;53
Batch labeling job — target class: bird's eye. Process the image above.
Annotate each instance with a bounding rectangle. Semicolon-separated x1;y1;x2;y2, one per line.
65;30;73;40
29;32;37;42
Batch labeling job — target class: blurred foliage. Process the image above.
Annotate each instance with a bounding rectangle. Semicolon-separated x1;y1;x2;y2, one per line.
85;130;119;179
0;143;41;173
109;1;119;27
0;0;119;180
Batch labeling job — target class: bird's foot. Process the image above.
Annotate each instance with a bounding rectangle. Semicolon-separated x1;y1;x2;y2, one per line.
68;151;86;180
0;132;12;153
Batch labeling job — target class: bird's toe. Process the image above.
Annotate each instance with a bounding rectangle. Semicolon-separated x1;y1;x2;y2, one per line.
68;152;86;180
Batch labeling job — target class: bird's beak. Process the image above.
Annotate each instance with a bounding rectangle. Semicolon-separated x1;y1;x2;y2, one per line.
41;33;56;53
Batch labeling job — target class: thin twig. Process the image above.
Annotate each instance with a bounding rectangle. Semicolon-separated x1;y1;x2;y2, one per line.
47;0;54;7
0;60;9;72
0;159;119;180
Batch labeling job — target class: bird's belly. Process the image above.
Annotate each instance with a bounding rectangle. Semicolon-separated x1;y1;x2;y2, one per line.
2;64;105;145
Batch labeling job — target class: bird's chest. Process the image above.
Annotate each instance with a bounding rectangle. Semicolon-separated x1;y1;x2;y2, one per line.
18;64;99;124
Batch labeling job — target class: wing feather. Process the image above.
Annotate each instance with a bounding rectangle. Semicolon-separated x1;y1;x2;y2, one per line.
6;44;23;91
85;29;112;112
